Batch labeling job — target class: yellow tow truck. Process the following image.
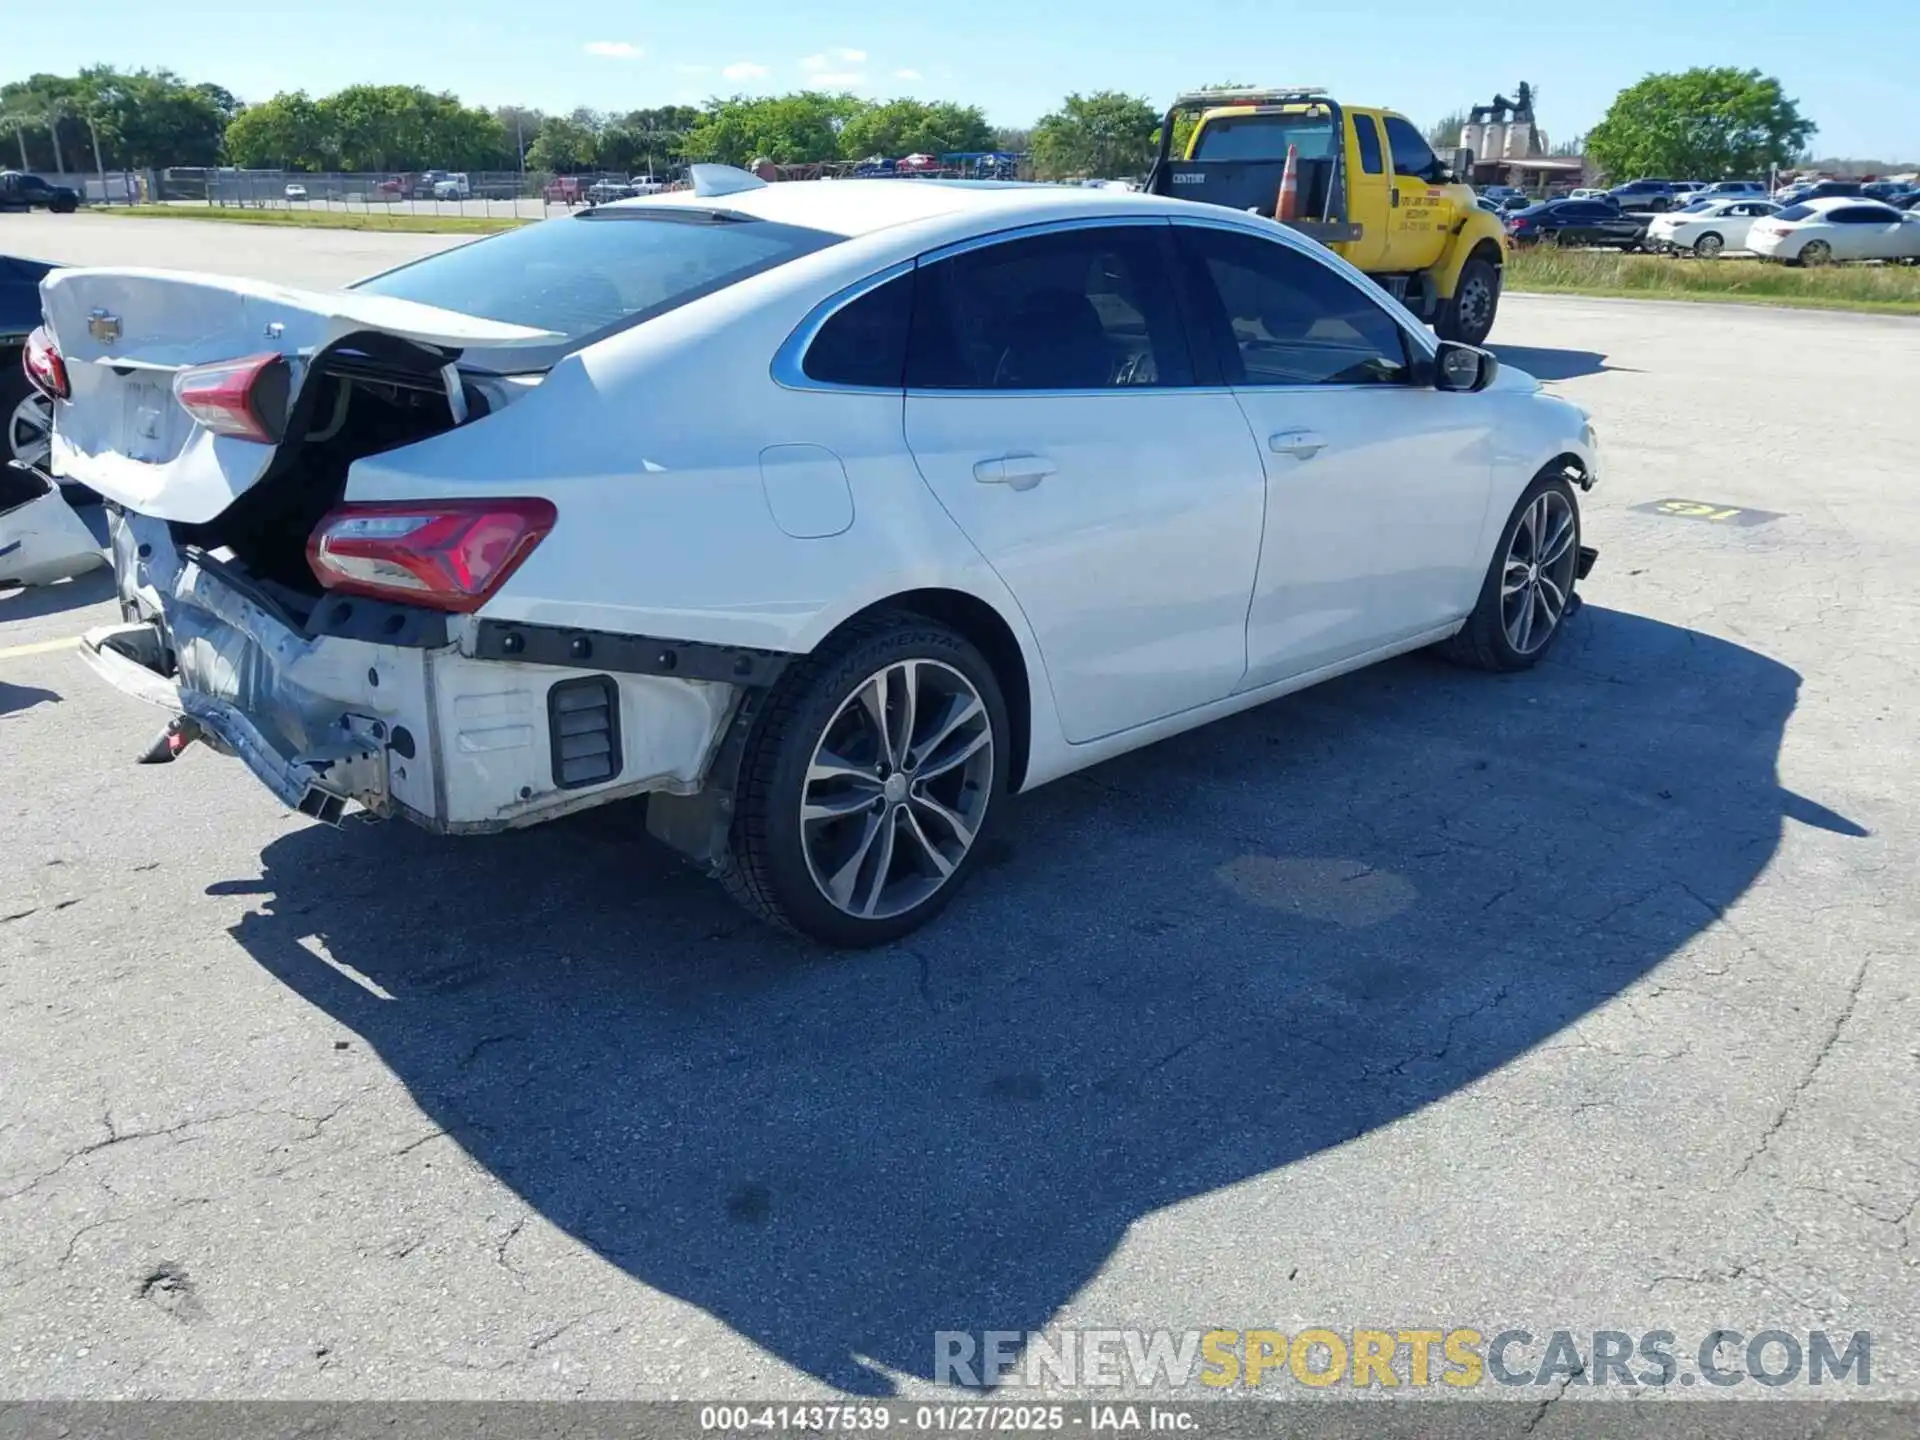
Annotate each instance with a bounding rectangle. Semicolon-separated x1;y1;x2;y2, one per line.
1144;87;1509;345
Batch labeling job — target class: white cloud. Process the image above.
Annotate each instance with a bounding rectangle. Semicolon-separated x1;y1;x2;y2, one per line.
811;72;867;88
802;47;864;70
583;41;641;59
722;60;771;82
893;68;923;81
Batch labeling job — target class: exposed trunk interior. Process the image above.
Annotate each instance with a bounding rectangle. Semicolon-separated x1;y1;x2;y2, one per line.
170;335;486;607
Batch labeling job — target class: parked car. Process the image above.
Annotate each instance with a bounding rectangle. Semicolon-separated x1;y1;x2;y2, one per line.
1701;181;1768;197
1892;191;1920;212
1607;178;1679;212
543;175;586;205
1506;199;1646;248
2;255;60;471
1748;197;1920;265
1567;187;1610;202
284;183;308;201
586;178;636;204
48;171;1598;943
0;171;81;214
1773;180;1861;205
1645;198;1782;257
1;253;106;587
1480;185;1529;209
1862;181;1908;200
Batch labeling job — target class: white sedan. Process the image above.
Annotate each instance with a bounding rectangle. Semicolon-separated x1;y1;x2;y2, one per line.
39;171;1599;944
1646;198;1782;257
283;183;308;201
1748;197;1920;264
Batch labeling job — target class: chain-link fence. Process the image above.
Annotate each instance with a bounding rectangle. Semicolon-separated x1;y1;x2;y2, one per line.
138;168;681;221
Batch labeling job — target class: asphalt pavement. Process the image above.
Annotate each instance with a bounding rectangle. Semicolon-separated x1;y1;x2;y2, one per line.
2;210;1917;1406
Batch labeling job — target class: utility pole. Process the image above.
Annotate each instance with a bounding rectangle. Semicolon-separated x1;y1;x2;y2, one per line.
45;104;68;176
87;112;108;202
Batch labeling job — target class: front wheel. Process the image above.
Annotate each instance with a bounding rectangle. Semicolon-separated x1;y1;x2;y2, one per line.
1437;472;1583;672
723;613;1010;946
1435;255;1501;347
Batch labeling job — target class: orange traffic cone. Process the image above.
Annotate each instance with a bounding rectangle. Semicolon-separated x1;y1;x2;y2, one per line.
1275;144;1300;221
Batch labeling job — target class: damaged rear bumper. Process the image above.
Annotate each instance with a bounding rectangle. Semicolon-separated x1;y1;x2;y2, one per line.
82;515;746;833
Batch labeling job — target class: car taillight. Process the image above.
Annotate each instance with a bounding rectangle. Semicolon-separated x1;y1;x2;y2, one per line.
307;499;557;612
23;326;68;400
172;353;291;443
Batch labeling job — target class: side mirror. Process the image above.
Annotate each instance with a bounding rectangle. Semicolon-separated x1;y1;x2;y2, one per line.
1434;341;1498;393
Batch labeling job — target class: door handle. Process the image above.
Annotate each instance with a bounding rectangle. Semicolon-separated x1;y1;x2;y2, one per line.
1268;430;1327;460
973;454;1055;490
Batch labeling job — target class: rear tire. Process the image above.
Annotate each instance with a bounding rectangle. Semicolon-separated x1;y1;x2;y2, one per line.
1435;254;1501;347
1797;239;1833;267
723;611;1011;947
1437;470;1583;672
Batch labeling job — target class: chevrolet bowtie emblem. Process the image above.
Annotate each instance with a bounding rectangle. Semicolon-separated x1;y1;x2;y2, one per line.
87;309;122;343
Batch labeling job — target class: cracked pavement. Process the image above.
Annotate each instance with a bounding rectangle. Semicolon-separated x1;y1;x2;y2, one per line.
1;214;1916;1403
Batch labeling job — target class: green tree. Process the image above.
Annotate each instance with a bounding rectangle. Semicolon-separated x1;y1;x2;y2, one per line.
525;113;598;173
1584;68;1814;182
1426;110;1469;152
837;98;992;159
681;92;863;166
223;91;330;169
1030;90;1157;179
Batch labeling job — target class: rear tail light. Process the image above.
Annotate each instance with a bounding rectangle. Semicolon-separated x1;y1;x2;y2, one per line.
172;353;291;443
23;326;68;400
307;499;557;612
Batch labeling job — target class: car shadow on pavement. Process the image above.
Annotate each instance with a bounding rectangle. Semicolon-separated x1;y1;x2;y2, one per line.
0;679;61;716
0;566;113;622
222;606;1857;1394
1489;345;1626;381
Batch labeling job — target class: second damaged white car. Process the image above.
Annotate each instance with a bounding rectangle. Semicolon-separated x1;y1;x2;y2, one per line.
49;169;1599;944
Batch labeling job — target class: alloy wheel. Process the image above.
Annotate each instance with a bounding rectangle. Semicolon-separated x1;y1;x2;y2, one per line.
1695;233;1724;258
1501;489;1578;656
1800;240;1832;266
800;658;994;921
8;392;52;470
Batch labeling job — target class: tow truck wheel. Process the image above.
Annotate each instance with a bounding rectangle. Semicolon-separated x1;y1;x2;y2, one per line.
1436;255;1500;348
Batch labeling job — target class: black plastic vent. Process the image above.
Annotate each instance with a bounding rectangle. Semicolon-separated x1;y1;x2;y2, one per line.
548;676;621;789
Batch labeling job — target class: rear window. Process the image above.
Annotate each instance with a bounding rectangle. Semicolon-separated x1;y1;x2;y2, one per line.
354;209;841;373
1775;204;1816;221
1193;113;1337;162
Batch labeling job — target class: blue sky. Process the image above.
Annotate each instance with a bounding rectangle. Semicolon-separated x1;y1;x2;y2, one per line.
9;0;1916;158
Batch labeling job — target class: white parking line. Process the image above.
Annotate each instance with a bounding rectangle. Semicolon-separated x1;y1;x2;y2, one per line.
0;636;79;662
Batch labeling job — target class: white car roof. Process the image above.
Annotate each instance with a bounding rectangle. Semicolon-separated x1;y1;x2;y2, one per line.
1799;195;1890;212
605;179;1186;238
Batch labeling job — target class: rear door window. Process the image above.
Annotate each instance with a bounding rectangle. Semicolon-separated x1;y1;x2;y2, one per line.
802;272;913;388
1175;224;1411;387
1354;116;1384;175
905;225;1193;391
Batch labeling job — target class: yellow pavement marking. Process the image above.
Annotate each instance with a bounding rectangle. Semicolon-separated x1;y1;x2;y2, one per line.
0;635;80;662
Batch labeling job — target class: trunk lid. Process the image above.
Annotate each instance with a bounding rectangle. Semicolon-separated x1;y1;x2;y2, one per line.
40;267;558;525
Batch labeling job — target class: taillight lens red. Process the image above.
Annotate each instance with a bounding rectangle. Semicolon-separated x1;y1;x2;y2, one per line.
172;353;290;443
23;326;68;400
306;499;557;613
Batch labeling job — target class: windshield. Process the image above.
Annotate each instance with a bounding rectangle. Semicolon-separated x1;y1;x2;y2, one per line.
354;209;842;373
1192;112;1338;162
